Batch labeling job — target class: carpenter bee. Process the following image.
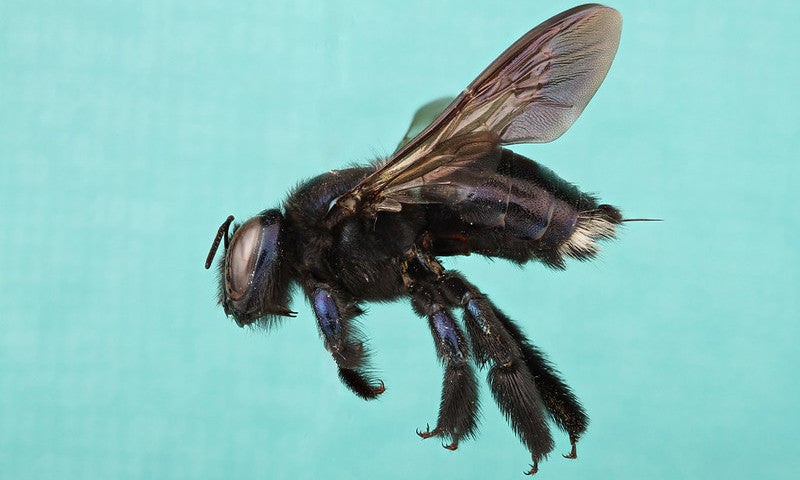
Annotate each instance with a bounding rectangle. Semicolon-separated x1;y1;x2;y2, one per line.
206;4;628;475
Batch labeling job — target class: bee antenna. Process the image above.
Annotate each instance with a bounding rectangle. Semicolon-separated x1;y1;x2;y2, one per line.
205;215;235;269
621;218;663;222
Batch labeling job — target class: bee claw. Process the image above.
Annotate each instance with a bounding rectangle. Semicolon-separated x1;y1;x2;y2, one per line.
416;423;436;439
372;380;386;395
562;442;578;459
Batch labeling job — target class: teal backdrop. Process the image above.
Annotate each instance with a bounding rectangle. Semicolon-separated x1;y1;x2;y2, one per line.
2;1;798;479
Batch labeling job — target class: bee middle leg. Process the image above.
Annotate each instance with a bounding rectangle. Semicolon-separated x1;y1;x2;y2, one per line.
409;282;479;451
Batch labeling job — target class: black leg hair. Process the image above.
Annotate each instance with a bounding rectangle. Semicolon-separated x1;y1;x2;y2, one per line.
403;248;586;472
410;283;479;450
492;307;588;458
440;273;587;473
438;274;550;474
306;283;384;400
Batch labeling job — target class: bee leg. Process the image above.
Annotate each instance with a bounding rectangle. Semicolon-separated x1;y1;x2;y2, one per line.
440;273;588;465
307;283;385;400
491;307;587;459
401;243;445;289
410;283;479;450
438;274;554;470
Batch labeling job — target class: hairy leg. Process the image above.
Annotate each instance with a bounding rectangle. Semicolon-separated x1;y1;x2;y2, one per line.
306;281;384;400
440;273;587;473
410;283;479;450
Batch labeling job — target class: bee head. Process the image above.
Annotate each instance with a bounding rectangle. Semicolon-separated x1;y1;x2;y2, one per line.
206;210;295;327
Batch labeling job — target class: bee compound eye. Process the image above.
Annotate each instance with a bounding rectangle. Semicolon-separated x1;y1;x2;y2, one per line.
226;217;262;300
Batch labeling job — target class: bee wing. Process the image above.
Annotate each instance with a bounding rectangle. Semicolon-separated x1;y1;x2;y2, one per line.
326;4;621;222
395;96;456;152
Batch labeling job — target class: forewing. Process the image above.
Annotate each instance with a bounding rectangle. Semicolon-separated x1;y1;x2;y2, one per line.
463;3;622;144
328;4;621;220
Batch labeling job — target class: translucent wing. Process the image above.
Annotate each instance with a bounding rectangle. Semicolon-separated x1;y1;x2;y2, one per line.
395;96;456;152
326;4;621;225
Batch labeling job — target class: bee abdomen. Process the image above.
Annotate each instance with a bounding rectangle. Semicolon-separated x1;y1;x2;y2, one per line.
431;149;621;268
493;149;622;268
499;194;621;269
554;203;621;263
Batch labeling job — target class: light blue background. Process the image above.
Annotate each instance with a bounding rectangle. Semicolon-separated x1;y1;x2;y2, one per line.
2;1;797;479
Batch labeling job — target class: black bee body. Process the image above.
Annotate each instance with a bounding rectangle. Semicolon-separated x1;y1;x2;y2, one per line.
285;166;419;302
206;5;628;475
286;147;619;300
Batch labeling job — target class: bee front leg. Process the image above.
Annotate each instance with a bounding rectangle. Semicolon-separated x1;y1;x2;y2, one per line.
307;283;385;400
410;283;479;451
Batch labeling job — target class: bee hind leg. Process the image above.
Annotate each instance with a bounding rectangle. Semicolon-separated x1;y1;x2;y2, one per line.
438;272;587;472
488;302;588;458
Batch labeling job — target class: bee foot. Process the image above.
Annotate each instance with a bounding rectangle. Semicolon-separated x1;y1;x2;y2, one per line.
562;442;577;459
416;423;439;439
